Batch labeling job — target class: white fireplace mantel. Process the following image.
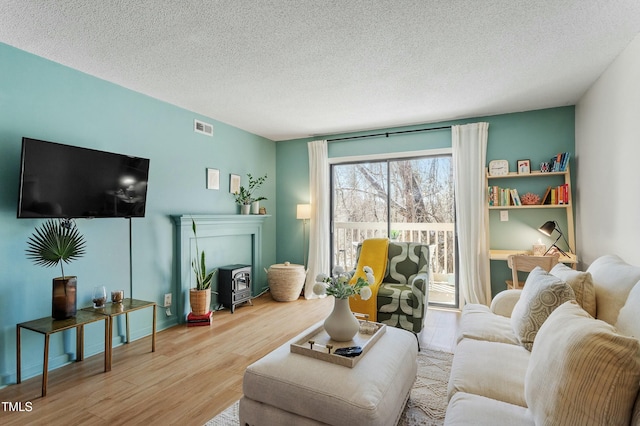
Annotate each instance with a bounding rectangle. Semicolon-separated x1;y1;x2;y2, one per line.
172;214;270;320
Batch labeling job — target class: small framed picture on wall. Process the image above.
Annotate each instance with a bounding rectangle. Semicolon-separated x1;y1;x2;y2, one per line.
230;174;241;193
206;168;219;190
517;159;531;174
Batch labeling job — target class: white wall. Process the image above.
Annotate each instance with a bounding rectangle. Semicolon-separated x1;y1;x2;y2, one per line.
575;33;640;267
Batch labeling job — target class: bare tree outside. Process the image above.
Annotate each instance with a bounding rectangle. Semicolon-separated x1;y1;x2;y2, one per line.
331;155;456;306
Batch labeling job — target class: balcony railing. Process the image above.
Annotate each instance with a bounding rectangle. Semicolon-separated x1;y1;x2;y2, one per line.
333;221;455;271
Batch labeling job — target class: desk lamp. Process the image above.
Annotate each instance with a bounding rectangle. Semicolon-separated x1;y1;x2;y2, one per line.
538;220;572;257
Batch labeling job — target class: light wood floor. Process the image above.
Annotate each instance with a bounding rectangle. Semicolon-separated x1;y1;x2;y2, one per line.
0;294;459;426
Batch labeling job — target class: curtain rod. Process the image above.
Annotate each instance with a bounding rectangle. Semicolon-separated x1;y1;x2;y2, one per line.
326;125;452;142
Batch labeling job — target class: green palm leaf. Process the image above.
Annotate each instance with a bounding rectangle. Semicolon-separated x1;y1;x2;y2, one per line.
26;219;86;279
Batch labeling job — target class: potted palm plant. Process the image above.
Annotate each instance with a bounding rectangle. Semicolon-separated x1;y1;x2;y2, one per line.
190;219;217;315
26;219;86;319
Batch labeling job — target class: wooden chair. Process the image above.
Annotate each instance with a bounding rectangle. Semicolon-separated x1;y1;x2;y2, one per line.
506;254;559;289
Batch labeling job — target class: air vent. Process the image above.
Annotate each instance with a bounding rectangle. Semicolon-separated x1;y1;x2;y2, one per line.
194;119;214;137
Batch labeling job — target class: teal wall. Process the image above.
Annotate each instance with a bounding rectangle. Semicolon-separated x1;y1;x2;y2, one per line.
0;43;276;386
275;107;575;298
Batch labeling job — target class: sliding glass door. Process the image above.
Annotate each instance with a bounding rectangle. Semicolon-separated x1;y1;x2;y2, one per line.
331;154;458;307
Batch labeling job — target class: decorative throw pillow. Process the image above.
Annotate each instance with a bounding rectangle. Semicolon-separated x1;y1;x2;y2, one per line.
550;263;596;317
526;301;640;425
510;267;575;351
616;280;640;339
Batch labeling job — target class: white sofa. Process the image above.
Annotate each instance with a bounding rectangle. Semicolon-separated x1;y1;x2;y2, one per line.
445;255;640;425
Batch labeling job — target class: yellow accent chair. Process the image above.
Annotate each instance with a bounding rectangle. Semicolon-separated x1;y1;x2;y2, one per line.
350;240;430;334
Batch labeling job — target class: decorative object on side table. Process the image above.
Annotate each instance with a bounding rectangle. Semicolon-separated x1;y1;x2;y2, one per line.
26;218;86;320
313;265;374;341
189;218;218;316
520;192;541;205
93;286;107;308
111;290;124;303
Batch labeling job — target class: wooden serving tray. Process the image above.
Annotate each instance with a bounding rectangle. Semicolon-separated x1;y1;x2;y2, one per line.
290;321;386;367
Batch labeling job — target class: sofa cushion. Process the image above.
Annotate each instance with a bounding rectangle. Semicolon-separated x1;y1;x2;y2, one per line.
456;304;518;345
448;338;530;407
550;263;596;317
586;254;640;325
526;301;640;426
445;392;534;426
510;267;575;350
615;280;640;339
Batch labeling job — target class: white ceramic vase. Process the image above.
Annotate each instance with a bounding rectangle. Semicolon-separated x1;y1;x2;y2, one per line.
324;297;359;342
240;204;251;215
251;200;260;214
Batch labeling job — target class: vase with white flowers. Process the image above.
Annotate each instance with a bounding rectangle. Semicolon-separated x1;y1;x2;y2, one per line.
313;265;374;341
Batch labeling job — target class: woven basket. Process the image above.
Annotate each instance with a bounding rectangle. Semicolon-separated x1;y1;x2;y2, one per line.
189;288;211;315
266;262;306;302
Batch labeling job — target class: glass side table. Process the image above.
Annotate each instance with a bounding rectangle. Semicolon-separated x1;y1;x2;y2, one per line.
17;310;109;397
82;298;156;371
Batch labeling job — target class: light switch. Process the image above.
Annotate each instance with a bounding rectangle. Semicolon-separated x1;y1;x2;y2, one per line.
500;210;509;221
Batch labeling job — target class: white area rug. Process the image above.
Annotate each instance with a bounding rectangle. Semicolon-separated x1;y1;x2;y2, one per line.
205;348;452;426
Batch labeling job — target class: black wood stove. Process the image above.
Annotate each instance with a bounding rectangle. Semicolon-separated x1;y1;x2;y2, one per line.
218;264;252;313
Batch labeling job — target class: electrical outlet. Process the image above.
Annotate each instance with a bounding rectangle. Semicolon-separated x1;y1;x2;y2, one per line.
500;210;509;222
164;293;172;307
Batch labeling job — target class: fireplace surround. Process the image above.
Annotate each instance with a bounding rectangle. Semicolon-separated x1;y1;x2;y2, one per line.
172;214;269;321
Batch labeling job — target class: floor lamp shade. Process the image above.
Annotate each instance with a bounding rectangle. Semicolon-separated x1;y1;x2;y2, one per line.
296;204;311;220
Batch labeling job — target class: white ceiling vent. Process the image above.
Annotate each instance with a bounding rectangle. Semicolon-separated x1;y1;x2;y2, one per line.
194;119;213;137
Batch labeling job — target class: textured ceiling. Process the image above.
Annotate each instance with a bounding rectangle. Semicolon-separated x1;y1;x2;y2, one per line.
1;0;640;141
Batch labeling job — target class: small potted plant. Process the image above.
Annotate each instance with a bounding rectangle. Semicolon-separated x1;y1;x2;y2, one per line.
26;219;86;319
190;219;217;315
233;186;253;214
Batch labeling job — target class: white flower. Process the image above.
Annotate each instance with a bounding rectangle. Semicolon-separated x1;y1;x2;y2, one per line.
315;273;328;282
313;282;327;296
332;265;345;276
363;266;373;274
365;272;375;284
359;286;372;301
337;273;349;284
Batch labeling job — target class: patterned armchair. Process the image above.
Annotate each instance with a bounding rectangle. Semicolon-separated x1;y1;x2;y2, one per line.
353;241;430;333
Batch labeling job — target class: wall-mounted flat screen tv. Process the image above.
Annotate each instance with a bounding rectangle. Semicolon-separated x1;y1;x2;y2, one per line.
17;138;150;218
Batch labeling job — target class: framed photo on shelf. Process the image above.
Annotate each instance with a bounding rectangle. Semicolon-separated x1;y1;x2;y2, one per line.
517;159;531;174
229;173;241;193
206;168;219;190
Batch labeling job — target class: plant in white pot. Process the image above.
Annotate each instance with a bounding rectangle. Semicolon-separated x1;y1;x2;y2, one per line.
26;219;86;319
190;219;217;315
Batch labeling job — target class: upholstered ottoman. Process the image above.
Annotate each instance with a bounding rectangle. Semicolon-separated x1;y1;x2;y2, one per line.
239;322;418;426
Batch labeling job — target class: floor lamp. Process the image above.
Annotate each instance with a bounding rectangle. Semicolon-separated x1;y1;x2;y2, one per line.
297;204;311;268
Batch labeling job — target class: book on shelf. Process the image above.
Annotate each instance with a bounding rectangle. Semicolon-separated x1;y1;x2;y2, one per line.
551;152;570;172
510;189;521;206
542;184;570;205
542;186;552;204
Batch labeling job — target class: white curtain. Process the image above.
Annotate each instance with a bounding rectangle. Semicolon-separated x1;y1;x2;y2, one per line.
452;122;491;305
304;140;331;299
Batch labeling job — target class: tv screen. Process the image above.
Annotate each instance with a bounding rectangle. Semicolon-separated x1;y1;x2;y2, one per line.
17;138;150;218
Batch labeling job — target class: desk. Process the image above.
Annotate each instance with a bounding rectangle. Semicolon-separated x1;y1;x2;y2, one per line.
82;298;156;371
490;249;577;265
17;310;108;397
